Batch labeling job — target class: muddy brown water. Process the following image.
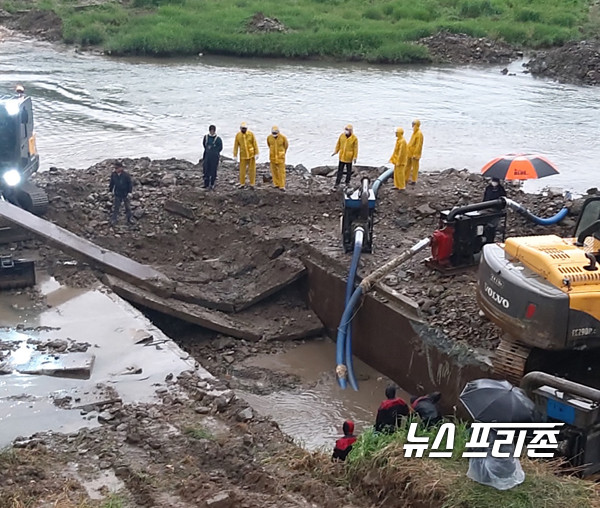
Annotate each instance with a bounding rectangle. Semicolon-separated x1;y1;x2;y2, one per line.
0;273;200;448
237;339;409;451
1;36;600;193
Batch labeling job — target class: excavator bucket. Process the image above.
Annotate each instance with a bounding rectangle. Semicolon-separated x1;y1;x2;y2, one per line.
0;255;35;290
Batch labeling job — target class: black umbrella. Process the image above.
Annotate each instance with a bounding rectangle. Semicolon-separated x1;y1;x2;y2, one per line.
460;378;535;423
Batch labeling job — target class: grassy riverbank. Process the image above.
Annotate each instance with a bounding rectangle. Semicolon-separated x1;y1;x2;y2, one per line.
4;0;599;60
290;421;600;508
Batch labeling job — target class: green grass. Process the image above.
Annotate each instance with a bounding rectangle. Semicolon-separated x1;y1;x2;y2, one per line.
102;494;126;508
184;425;214;440
286;418;599;508
17;0;600;60
348;421;598;508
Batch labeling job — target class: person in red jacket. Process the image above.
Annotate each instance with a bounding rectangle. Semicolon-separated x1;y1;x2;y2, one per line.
332;420;357;461
375;385;410;433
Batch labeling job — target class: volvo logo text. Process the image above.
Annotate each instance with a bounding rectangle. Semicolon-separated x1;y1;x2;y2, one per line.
484;283;510;308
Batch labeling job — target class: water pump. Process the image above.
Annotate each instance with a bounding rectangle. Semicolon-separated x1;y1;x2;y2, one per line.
428;199;507;271
342;177;375;253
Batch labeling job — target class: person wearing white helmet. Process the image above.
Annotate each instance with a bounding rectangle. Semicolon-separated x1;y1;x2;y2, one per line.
406;119;424;185
331;124;358;189
389;127;408;190
15;84;25;98
233;122;259;189
266;125;289;191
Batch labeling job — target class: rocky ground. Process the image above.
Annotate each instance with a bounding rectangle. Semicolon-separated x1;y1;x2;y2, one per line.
0;140;595;508
27;157;578;352
526;39;600;86
418;31;523;64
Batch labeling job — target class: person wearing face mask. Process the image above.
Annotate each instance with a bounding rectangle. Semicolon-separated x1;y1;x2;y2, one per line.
331;124;358;189
266;126;289;191
233;122;259;189
389;127;408;190
483;177;506;201
406;119;424;185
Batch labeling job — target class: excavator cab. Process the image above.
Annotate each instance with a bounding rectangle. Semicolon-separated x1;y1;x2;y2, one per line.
478;197;600;383
0;94;47;215
574;197;600;248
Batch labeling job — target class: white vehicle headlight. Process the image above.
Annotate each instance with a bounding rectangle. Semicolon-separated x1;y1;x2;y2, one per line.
3;169;22;187
4;100;20;116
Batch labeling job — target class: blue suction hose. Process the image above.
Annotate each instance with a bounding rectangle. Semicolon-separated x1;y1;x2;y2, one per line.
344;227;363;391
504;198;568;225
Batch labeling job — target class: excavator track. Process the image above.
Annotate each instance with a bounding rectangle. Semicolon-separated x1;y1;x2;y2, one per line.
17;181;48;216
493;338;531;385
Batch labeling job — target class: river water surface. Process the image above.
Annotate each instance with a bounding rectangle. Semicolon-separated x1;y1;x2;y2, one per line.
1;36;600;193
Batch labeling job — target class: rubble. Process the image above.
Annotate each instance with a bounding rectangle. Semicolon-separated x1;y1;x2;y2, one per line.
247;12;288;33
526;40;600;86
418;31;522;64
29;158;577;353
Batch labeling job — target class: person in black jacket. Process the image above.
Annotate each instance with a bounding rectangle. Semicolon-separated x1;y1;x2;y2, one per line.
202;125;223;190
109;160;133;225
375;385;410;433
410;392;442;428
483;177;506;202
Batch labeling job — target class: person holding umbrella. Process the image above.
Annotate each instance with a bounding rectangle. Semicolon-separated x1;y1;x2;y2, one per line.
460;378;535;491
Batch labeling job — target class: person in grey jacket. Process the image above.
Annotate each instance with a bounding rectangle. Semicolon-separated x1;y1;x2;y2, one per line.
109;160;133;225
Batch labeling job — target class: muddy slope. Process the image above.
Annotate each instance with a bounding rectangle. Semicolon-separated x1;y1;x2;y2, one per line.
1;370;369;508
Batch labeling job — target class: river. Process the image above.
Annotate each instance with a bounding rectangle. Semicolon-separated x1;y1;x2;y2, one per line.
1;36;600;193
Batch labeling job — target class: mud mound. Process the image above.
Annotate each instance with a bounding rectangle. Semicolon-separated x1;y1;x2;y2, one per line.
526;40;600;86
247;12;288;33
419;31;521;64
6;9;63;41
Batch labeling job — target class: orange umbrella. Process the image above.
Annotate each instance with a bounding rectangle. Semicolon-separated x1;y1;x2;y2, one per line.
481;154;559;180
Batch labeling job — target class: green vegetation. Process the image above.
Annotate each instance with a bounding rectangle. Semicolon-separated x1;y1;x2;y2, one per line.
288;419;600;508
184;425;214;440
12;0;600;60
101;494;127;508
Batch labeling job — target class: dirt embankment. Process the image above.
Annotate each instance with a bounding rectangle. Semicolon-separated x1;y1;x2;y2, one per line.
1;369;368;508
0;8;62;42
526;40;600;86
418;31;522;64
29;157;580;353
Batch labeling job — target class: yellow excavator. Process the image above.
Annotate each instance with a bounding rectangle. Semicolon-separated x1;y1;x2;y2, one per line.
478;197;600;383
0;86;48;215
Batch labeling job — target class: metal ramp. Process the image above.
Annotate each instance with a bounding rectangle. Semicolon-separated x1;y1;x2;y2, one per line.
0;200;174;295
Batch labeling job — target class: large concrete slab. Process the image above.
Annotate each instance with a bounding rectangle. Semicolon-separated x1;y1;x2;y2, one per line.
105;275;264;341
105;275;325;342
0;201;174;295
173;255;307;312
0;274;211;448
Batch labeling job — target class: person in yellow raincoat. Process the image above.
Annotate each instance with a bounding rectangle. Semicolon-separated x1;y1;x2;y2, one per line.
332;124;358;188
406;119;424;184
266;126;289;191
233;122;259;188
389;127;408;190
